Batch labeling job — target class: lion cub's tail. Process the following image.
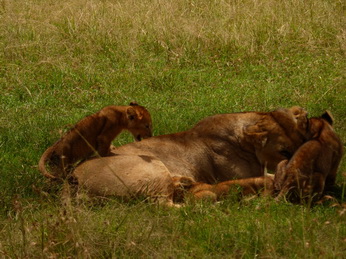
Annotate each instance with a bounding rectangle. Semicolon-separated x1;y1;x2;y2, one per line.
38;145;58;180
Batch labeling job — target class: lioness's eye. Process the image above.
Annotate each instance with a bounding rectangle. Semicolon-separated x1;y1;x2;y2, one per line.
279;150;292;159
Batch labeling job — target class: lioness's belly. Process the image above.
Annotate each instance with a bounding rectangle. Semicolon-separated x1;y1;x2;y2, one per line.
110;140;263;183
74;154;175;199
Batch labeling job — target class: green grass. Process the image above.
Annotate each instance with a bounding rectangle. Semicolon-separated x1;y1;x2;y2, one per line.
1;0;345;257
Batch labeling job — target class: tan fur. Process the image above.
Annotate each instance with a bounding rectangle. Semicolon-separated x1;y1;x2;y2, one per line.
39;103;152;180
73;106;308;205
172;175;274;202
75;154;178;206
274;111;343;203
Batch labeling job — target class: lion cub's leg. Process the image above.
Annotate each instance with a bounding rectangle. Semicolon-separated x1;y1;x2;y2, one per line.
96;135;113;156
276;171;325;203
275;167;325;203
273;160;289;192
274;163;302;202
274;140;326;203
301;172;325;201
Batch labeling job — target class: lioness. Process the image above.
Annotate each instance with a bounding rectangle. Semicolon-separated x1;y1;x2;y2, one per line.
172;175;274;202
39;102;152;180
274;111;343;203
73;106;308;205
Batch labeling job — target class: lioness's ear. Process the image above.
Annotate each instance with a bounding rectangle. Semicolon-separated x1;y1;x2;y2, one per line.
321;110;334;126
272;107;308;133
243;125;268;147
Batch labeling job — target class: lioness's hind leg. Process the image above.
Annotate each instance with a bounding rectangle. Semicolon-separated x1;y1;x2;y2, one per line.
192;190;218;201
172;176;196;203
158;198;182;208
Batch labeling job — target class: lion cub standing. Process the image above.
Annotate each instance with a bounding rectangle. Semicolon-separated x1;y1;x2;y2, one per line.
39;102;152;180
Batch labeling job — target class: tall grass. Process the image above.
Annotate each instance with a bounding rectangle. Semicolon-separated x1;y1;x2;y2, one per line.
1;0;345;257
1;196;346;258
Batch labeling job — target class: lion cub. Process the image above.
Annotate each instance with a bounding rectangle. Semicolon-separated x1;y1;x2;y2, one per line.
274;111;343;203
39;102;153;180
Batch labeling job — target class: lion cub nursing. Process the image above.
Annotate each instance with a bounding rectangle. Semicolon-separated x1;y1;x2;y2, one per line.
274;111;343;202
174;111;343;204
73;105;310;205
39;102;152;180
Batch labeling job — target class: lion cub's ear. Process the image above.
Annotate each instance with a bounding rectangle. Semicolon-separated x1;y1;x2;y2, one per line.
126;107;137;120
243;125;268;147
129;102;139;106
126;107;143;120
321;110;334;126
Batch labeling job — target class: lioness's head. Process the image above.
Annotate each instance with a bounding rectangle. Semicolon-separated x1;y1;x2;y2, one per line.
126;102;153;141
244;106;309;171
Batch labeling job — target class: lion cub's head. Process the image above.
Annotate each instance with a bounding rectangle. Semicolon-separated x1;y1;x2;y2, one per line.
126;102;153;141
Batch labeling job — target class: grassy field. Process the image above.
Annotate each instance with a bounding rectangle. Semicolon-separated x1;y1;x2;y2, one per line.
1;0;345;257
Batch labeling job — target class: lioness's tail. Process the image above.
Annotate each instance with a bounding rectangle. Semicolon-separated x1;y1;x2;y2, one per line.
38;145;58;179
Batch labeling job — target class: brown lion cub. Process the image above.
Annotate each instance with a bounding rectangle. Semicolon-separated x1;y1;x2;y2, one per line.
173;175;274;202
39;102;153;180
274;111;343;203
